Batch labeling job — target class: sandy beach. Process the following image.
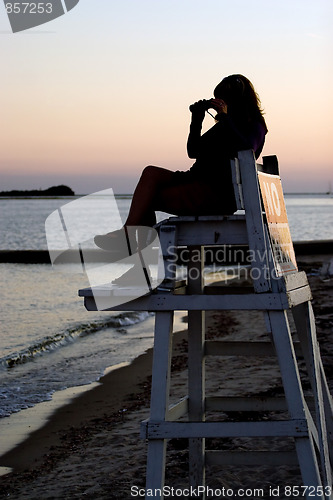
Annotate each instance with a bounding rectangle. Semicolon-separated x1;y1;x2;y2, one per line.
0;253;332;499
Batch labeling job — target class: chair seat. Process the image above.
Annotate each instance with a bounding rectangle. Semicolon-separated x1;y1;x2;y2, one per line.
163;212;245;223
157;214;248;247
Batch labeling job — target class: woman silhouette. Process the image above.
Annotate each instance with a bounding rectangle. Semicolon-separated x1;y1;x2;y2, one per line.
95;74;267;277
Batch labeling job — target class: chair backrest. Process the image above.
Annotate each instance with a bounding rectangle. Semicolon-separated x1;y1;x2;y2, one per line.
232;150;298;286
231;156;244;211
231;154;280;211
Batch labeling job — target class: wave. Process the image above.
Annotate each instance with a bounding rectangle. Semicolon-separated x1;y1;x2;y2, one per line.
0;311;153;369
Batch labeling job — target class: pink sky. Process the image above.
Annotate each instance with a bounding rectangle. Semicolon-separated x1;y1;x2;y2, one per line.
1;1;332;193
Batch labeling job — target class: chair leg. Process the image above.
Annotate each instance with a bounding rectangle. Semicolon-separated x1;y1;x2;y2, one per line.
188;310;206;492
320;358;333;457
292;302;333;489
267;310;323;488
145;311;174;499
187;247;206;494
145;440;167;499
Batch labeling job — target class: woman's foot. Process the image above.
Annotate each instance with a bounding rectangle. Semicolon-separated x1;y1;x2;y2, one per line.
94;226;155;253
94;227;137;254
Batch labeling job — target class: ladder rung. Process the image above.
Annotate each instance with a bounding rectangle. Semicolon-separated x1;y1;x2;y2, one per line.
205;396;287;412
143;420;308;440
205;340;303;357
205;341;275;356
206;450;298;466
164;395;316;417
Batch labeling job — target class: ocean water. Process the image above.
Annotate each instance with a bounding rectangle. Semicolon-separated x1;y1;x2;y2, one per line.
0;260;157;418
0;194;332;422
1;194;332;252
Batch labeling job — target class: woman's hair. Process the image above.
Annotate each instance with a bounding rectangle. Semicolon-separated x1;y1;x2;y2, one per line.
214;74;267;131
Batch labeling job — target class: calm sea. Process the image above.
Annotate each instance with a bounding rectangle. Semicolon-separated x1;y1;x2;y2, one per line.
0;194;332;421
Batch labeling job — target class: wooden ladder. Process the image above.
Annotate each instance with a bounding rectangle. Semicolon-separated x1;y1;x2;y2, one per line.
79;150;333;499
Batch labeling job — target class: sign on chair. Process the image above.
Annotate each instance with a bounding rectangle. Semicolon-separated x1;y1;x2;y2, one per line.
258;172;298;276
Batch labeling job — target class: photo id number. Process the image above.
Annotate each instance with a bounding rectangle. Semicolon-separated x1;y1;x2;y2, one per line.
283;486;332;497
5;3;53;14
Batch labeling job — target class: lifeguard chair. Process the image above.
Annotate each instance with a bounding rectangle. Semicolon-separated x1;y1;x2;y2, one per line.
79;150;333;499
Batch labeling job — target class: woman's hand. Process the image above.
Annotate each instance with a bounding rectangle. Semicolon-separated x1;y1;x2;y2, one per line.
189;98;227;122
189;100;209;122
209;98;227;115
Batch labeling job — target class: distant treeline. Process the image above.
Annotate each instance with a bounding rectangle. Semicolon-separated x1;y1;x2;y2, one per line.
0;185;75;197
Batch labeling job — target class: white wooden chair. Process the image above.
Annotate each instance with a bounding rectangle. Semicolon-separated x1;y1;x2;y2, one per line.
79;150;333;499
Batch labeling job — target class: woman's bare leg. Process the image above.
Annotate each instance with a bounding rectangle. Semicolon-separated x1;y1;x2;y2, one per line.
125;165;175;227
94;165;176;251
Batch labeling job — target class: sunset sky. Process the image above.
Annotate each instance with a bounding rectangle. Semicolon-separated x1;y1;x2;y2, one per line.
1;0;332;194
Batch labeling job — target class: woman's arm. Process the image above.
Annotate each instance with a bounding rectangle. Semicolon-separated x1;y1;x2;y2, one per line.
186;100;207;158
187;119;203;159
187;98;228;158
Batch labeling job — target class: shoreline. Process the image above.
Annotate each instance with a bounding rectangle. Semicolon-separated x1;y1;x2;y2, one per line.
0;239;332;263
0;346;158;474
0;311;187;474
0;255;332;498
0;381;102;476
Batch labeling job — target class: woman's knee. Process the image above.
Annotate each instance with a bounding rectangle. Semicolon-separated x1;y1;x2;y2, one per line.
140;166;174;187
